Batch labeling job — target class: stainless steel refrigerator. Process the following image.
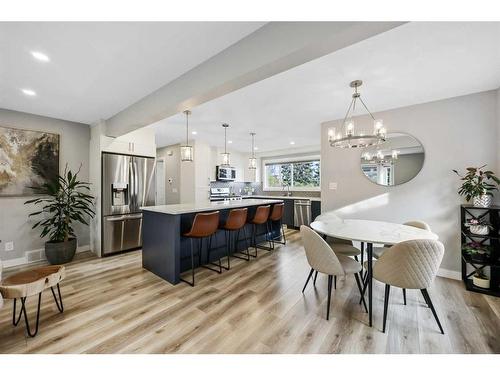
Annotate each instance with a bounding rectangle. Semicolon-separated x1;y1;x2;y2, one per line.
101;153;156;256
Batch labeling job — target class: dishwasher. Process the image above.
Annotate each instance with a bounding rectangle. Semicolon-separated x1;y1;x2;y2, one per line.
294;199;312;227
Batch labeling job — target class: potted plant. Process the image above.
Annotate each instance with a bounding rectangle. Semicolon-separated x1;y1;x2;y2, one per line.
25;166;95;265
453;165;500;207
462;241;491;263
465;217;491;235
472;269;490;289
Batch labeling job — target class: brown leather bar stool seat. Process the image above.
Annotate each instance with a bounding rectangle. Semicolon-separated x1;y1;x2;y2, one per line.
268;203;286;249
220;208;250;267
181;211;220;286
248;205;272;257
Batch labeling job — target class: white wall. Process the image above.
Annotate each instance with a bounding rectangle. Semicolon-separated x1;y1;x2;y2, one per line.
0;109;90;266
156;144;181;204
321;90;498;274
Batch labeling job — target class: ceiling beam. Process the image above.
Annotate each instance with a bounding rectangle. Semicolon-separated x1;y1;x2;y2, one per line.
105;21;406;137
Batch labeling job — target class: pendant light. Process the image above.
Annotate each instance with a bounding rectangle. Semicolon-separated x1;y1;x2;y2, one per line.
328;80;387;149
221;123;230;166
248;132;257;170
180;110;193;162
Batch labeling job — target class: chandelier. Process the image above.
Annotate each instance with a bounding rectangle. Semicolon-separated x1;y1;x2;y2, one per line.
362;149;399;164
328;80;387;148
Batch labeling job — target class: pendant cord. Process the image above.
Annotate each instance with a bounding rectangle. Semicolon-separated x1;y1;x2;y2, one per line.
185;111;189;145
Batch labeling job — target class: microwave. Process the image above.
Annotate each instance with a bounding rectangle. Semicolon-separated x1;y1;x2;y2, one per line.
216;166;236;181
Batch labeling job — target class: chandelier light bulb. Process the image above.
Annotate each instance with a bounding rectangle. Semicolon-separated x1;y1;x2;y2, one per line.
346;120;355;136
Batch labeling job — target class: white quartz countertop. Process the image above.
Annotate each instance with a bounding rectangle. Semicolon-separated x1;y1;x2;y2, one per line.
242;195;321;202
141;199;284;215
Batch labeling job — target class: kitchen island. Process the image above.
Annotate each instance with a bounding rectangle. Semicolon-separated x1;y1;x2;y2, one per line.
141;199;283;284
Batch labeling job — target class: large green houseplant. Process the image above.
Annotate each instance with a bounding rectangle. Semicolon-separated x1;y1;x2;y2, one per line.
25;166;95;264
453;165;500;207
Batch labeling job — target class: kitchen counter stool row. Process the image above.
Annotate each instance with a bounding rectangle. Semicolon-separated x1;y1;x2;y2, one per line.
181;203;286;286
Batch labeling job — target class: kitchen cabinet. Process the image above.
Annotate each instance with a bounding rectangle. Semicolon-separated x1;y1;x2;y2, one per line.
282;199;295;228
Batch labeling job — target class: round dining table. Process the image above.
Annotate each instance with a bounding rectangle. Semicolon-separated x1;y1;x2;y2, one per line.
310;217;438;327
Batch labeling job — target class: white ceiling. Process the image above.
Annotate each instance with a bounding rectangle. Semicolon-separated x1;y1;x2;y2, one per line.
150;22;500;153
0;22;265;124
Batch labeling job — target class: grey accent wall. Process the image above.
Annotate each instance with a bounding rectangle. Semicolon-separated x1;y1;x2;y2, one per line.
157;144;181;204
0;109;90;262
321;90;498;273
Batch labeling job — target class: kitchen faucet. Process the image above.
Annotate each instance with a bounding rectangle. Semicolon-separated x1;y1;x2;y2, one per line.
282;183;292;196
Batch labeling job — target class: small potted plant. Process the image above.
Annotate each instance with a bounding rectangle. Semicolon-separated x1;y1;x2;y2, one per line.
462;241;491;263
472;269;490;289
465;217;491;235
25;166;95;265
453;165;500;207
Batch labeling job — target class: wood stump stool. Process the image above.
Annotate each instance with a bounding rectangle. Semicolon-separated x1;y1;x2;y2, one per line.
0;265;65;337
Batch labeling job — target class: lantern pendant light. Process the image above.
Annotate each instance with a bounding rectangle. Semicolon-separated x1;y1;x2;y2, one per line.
248;132;257;170
180;110;193;162
221;123;231;166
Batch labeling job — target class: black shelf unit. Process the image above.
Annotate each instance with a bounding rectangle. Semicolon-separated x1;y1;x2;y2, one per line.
460;205;500;297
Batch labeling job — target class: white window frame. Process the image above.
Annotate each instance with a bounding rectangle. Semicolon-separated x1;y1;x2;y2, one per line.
262;155;321;192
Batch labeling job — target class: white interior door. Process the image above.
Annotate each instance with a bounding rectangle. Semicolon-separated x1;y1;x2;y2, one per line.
156;159;165;205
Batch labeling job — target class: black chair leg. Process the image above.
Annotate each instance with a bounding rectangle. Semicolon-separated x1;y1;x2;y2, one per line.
421;289;444;334
360;242;364;278
203;234;223;274
313;270;318;286
326;275;333;320
382;284;391;333
302;268;314;293
354;255;359;262
334;275;337;289
281;221;287;245
402;288;407;305
250;224;258;258
51;284;64;313
20;293;42;337
354;273;368;313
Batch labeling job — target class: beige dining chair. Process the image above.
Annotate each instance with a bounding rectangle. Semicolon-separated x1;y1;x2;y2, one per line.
373;239;445;334
371;220;432;305
321;236;362;289
300;225;367;320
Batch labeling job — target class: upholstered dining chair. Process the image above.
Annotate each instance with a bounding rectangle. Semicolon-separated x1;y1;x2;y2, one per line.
321;236;362;289
373;239;445;334
300;225;367;320
371;220;432;305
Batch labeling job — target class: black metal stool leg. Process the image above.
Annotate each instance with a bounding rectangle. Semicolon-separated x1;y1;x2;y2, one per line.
180;238;195;286
51;284;64;313
12;298;23;326
203;234;223;274
250;224;258;258
231;227;251;262
313;270;318;286
20;293;42;337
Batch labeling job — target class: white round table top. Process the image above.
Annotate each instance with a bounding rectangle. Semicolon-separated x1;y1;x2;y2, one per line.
310;218;438;245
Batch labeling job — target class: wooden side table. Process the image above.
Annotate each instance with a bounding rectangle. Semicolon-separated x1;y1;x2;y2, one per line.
0;265;65;337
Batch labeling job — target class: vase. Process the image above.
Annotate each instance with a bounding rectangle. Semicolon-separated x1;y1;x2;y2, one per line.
469;225;489;235
472;275;490;289
45;237;77;265
473;194;492;208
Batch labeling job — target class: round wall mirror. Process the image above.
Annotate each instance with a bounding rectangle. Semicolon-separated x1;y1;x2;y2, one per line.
360;132;424;186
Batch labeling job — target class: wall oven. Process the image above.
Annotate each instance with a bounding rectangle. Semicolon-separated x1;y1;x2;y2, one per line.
216;166;236;181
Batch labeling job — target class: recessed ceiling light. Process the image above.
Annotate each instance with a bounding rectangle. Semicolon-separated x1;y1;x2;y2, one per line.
21;89;37;96
191;131;197;135
254;147;259;150
31;51;50;62
290;141;295;145
228;140;233;144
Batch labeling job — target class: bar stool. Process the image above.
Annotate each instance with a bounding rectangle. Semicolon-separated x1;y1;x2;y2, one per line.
268;203;286;249
248;205;272;257
181;211;220;287
220;208;250;268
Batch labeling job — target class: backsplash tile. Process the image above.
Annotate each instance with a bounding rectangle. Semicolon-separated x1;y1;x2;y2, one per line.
209;181;320;198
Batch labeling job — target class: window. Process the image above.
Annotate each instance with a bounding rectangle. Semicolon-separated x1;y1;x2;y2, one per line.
264;158;320;191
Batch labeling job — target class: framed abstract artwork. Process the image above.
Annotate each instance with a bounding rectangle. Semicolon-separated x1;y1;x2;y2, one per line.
0;125;60;196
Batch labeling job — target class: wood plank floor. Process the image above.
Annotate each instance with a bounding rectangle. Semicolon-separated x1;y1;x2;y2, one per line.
1;229;499;354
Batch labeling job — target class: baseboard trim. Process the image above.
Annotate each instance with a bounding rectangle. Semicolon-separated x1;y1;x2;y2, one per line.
2;245;90;269
437;268;461;280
